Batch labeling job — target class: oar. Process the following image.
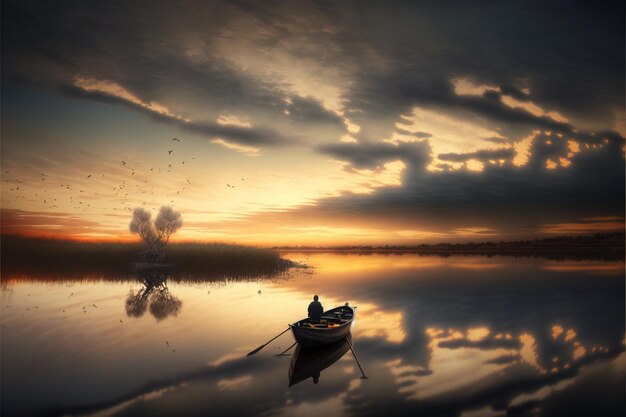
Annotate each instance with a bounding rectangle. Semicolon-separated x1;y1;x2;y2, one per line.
247;327;290;356
275;341;298;356
346;337;368;379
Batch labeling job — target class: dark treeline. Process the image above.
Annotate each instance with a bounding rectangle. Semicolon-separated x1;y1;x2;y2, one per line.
276;232;625;261
1;235;295;281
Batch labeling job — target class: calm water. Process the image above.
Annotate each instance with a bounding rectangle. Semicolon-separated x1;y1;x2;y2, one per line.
1;253;624;417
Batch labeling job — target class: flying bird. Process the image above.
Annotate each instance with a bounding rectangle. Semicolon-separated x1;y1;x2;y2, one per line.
87;175;92;179
172;138;180;142
168;150;173;155
122;161;127;165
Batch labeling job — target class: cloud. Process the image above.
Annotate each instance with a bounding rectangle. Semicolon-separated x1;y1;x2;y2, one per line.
238;132;624;238
3;0;623;147
2;1;349;149
317;141;431;170
1;0;623;239
395;128;432;138
438;148;515;163
1;208;110;237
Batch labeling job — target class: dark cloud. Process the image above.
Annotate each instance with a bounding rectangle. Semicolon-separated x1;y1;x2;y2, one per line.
246;132;624;236
317;140;430;170
1;0;347;148
285;96;345;127
438;148;515;163
3;0;623;144
4;0;623;145
484;136;512;145
348;0;623;136
438;337;521;350
61;85;290;146
395;128;432;138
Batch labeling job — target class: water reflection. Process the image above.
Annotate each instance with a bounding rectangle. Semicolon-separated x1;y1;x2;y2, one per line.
289;334;352;387
0;253;623;417
125;272;182;320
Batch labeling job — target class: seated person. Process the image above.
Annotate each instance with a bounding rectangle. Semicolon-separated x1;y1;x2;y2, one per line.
308;295;324;322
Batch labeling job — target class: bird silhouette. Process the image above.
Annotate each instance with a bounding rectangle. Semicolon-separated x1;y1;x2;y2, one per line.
87;175;92;179
168;150;173;155
122;161;127;165
172;138;180;142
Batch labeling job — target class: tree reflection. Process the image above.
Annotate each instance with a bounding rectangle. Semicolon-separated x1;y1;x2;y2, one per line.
125;272;182;320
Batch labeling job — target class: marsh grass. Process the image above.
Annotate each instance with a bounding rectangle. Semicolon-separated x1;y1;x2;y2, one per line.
1;235;294;281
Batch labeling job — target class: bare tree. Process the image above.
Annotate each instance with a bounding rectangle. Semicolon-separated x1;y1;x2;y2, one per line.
129;206;182;262
154;206;183;252
129;208;157;250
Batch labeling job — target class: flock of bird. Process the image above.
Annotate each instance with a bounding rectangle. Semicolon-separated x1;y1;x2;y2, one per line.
2;137;247;213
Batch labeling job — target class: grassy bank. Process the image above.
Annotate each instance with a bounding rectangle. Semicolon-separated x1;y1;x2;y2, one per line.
1;235;295;281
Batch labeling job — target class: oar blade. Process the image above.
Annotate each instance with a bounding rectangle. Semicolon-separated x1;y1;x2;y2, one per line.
247;345;265;356
247;327;291;357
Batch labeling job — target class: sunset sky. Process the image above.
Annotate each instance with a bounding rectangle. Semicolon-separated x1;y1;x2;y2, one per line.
1;1;624;245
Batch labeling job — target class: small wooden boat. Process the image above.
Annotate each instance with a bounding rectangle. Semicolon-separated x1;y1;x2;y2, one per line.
289;334;351;387
289;305;355;348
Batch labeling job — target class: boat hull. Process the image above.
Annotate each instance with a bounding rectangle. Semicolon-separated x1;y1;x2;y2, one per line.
289;306;355;348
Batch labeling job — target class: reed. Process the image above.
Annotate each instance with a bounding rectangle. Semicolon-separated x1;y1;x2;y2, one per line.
1;235;294;281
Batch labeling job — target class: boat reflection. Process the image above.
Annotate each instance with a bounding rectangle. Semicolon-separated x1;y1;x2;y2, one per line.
125;271;182;320
289;334;352;387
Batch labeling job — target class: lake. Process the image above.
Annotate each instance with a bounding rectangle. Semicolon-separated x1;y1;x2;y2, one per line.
1;253;624;417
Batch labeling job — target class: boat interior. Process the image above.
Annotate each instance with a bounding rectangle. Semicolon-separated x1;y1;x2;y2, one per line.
295;306;354;329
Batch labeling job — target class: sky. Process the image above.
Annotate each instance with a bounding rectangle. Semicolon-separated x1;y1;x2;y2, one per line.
1;0;624;245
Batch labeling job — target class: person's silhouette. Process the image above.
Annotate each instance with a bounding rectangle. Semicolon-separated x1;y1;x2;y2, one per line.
308;295;323;322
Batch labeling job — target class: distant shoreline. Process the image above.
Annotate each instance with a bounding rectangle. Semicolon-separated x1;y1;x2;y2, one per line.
275;232;625;261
